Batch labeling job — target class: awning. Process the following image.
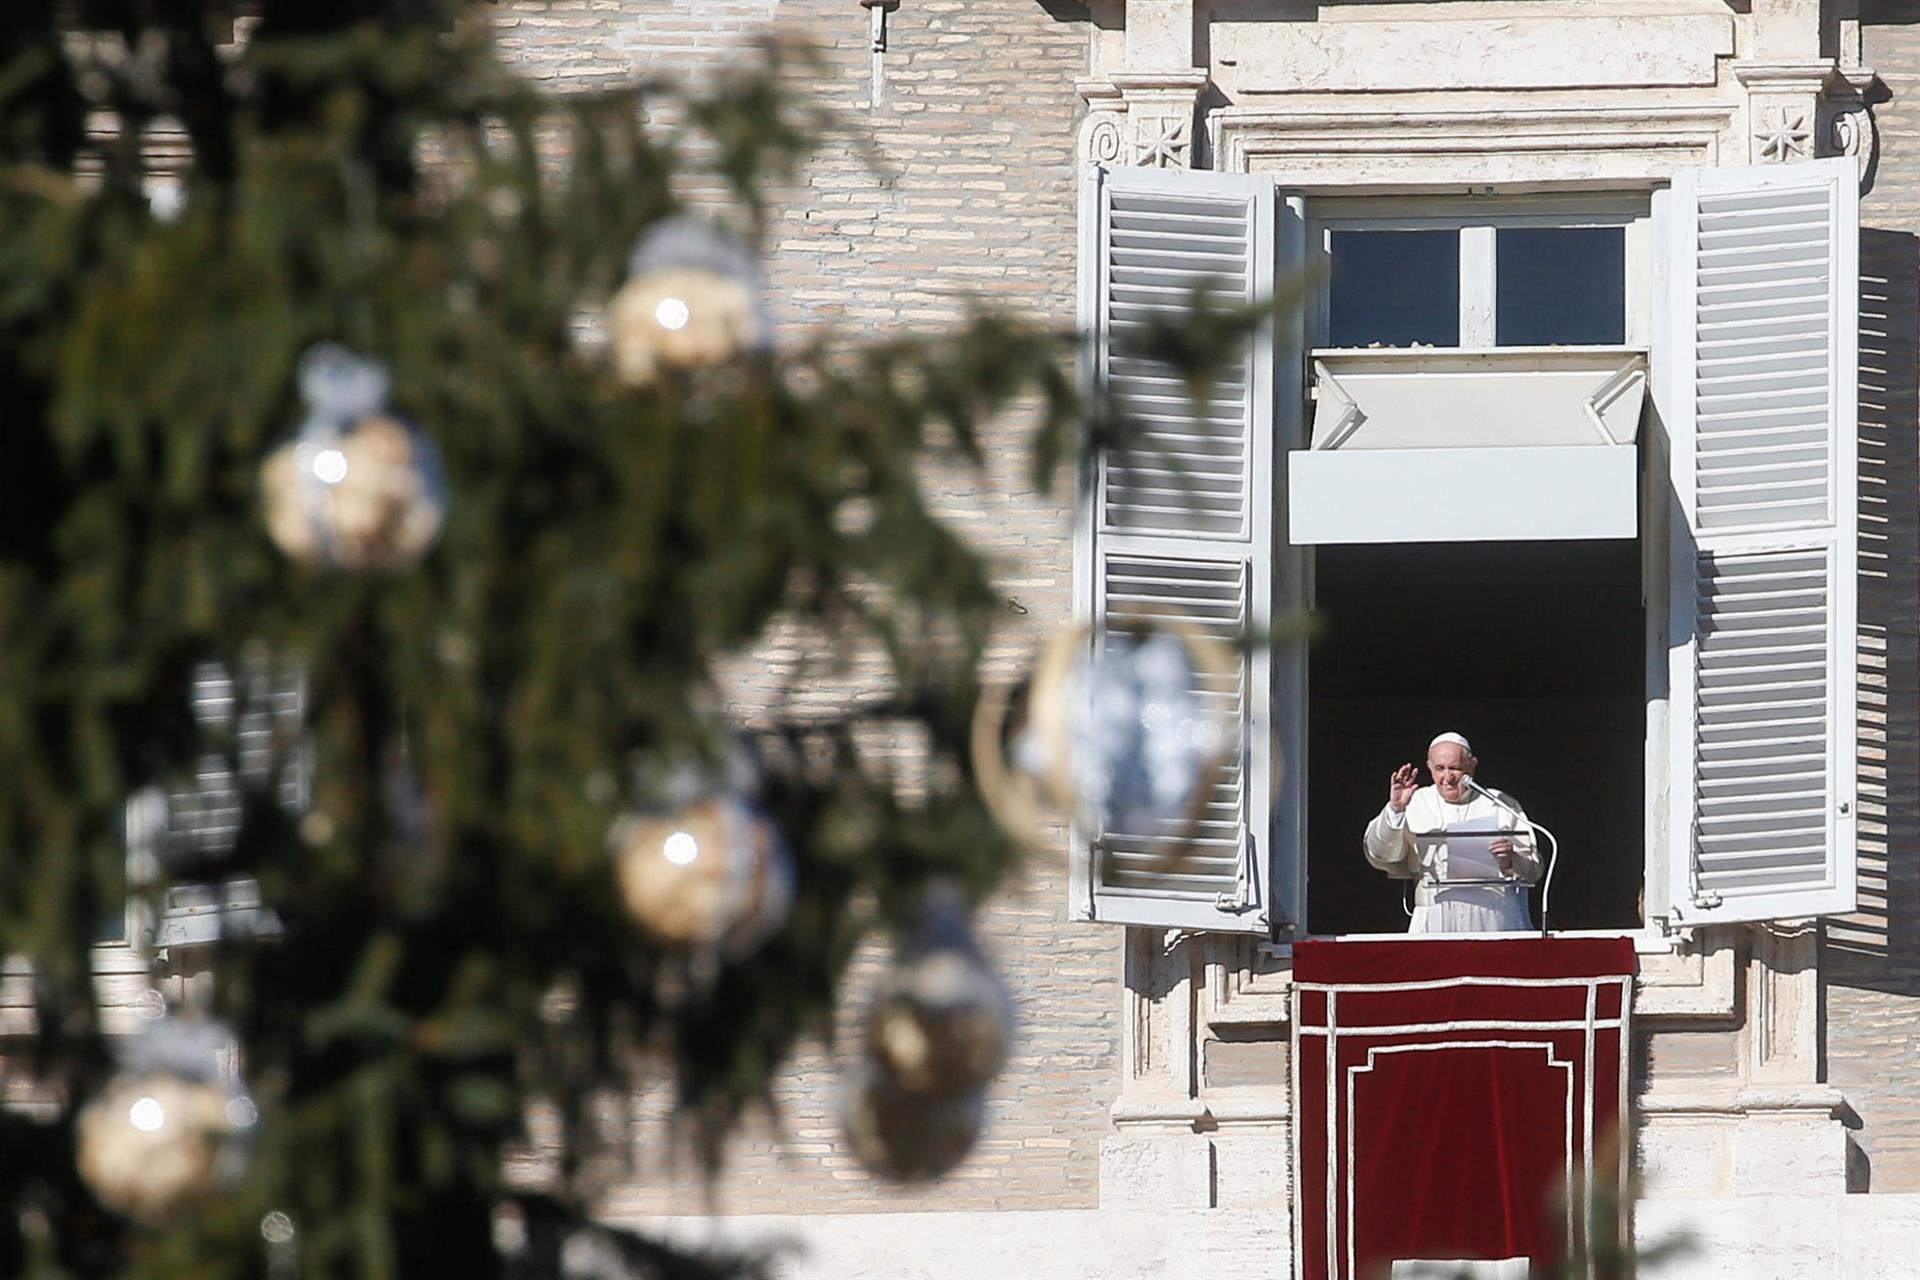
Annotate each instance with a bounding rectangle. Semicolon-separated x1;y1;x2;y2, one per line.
1287;348;1647;544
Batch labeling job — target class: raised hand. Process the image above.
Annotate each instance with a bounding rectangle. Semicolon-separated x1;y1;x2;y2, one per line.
1388;763;1419;813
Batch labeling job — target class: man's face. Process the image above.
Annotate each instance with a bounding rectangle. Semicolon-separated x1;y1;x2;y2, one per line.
1426;743;1476;803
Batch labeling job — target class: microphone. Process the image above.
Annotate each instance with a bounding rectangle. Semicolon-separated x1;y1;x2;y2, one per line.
1462;773;1561;933
1461;774;1522;816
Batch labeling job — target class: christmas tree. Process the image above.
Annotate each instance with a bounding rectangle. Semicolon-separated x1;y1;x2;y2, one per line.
0;3;1262;1277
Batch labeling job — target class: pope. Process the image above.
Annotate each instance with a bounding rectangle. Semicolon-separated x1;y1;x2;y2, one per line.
1363;732;1542;933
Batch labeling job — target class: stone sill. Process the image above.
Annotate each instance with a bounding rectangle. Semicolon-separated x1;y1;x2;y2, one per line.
1201;927;1739;1032
613;1196;1920;1280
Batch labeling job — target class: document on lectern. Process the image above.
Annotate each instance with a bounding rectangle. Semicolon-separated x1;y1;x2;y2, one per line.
1440;815;1508;882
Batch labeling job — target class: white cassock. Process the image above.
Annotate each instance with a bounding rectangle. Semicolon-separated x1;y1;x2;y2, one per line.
1364;785;1543;934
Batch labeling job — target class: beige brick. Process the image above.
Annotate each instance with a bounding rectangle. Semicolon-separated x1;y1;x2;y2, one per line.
496;0;1102;1215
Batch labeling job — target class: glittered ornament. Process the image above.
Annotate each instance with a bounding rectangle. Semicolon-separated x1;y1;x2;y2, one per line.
840;1057;982;1183
864;893;1012;1100
260;344;448;571
73;1017;258;1225
607;217;767;386
972;620;1234;850
608;792;792;955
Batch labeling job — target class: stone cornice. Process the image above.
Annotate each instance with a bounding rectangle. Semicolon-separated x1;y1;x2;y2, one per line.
1215;100;1733;186
1198;1091;1291;1126
1109;68;1208;94
1728;58;1879;98
1731;59;1846;92
1109;1088;1208;1128
1217;101;1734;137
1077;69;1210;103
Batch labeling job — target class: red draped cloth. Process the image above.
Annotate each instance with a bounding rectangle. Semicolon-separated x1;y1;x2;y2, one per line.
1292;938;1635;1280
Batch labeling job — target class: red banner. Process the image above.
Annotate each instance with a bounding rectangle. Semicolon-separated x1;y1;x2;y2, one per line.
1292;938;1636;1279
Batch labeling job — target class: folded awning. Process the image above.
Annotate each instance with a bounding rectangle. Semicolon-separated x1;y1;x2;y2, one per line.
1287;347;1647;544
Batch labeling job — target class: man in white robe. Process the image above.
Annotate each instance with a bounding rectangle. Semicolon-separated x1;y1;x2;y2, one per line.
1363;732;1542;933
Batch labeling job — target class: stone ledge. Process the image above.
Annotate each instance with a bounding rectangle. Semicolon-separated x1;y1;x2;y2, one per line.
615;1196;1920;1280
1639;1085;1852;1119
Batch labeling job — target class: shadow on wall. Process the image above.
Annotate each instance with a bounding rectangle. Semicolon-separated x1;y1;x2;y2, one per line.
1826;227;1920;1000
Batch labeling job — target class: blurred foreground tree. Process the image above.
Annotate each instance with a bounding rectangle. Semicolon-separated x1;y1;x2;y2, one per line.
0;2;1121;1276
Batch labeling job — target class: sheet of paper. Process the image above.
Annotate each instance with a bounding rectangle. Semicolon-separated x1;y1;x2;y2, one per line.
1439;814;1508;882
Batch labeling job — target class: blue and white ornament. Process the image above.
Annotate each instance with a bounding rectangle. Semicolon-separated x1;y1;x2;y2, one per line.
977;621;1231;848
1051;628;1226;835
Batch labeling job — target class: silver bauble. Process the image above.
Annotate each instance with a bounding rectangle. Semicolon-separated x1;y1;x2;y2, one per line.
840;1058;982;1184
865;894;1013;1099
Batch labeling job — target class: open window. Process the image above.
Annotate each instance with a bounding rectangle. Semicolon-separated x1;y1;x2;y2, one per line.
1071;158;1858;940
1305;538;1647;935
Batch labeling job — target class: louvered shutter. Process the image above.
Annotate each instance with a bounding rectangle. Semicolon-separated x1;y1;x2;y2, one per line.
1656;157;1858;925
1070;163;1304;934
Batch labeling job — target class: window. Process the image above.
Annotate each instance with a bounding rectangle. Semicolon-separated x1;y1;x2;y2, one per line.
1326;230;1459;347
1495;227;1626;346
1315;207;1637;351
1075;158;1860;941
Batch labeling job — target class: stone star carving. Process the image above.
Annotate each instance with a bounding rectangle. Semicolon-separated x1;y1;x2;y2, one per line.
1755;107;1812;163
1129;114;1191;169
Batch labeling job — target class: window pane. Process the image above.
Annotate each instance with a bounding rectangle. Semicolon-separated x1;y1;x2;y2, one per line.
1327;230;1460;348
1495;226;1626;346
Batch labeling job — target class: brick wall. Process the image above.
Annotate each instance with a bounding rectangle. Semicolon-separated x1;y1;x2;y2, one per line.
490;0;1920;1214
499;1;1118;1214
1827;8;1920;1195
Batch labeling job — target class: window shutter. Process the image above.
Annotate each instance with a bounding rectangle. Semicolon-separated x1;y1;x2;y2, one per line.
1071;163;1303;934
1656;157;1858;925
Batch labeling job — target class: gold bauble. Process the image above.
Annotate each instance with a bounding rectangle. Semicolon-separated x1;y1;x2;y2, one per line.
260;442;320;564
607;267;763;386
74;1074;234;1225
609;796;786;951
259;416;446;571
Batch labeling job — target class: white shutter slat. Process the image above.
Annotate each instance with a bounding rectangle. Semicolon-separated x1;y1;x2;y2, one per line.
1073;164;1293;935
1689;167;1843;534
1688;547;1839;904
1097;555;1249;903
1098;174;1259;538
1661;156;1858;926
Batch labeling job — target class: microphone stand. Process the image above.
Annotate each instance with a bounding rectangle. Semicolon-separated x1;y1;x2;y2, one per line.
1462;775;1558;935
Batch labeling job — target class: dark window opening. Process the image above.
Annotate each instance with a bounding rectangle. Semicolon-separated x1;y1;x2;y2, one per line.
1495;226;1627;346
1327;229;1460;348
1306;540;1646;935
